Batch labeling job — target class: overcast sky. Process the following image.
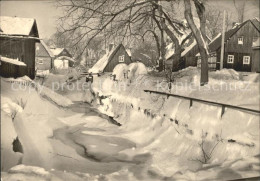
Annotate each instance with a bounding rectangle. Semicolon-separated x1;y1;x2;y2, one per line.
0;0;259;39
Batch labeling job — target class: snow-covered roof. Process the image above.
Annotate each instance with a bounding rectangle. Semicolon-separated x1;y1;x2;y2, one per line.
165;43;175;60
40;40;54;58
181;41;197;57
0;56;26;66
50;48;65;56
89;44;123;73
55;56;75;62
126;49;132;57
0;16;37;36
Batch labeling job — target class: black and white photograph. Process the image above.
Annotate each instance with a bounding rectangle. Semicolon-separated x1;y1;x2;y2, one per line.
0;0;260;180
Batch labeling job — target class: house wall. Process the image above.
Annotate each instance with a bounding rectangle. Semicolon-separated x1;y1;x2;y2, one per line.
184;45;199;67
0;37;36;79
36;42;52;70
219;21;260;72
36;57;52;70
252;48;260;72
104;45;131;72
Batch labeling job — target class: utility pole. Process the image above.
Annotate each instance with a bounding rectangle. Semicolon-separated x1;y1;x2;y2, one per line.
220;10;226;70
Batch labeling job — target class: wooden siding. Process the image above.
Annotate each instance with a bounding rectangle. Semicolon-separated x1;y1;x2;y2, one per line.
214;21;260;72
252;48;260;72
104;45;131;72
36;57;52;70
0;37;36;79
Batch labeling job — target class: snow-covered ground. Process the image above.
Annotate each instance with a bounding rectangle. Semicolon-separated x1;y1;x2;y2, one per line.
1;66;259;180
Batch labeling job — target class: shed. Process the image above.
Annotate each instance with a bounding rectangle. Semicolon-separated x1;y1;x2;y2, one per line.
35;40;54;71
0;16;39;79
50;48;74;67
89;44;131;73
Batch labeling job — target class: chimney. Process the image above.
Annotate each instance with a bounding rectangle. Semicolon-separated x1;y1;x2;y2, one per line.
108;44;114;52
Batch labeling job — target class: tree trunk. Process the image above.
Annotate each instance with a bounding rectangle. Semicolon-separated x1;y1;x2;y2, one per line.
184;0;208;85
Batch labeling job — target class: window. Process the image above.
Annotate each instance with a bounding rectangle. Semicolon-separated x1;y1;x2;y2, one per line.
243;56;250;65
238;37;243;45
119;55;125;62
38;59;43;64
227;55;234;64
252;36;259;46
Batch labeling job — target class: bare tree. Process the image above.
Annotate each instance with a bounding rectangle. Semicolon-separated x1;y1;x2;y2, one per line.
233;0;246;23
184;0;208;85
57;0;209;85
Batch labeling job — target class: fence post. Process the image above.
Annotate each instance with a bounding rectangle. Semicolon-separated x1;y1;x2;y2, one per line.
190;99;193;108
221;105;225;118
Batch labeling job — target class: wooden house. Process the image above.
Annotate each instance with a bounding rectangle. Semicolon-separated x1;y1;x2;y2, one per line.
50;48;75;68
0;16;39;79
35;40;54;72
89;44;132;73
209;18;260;72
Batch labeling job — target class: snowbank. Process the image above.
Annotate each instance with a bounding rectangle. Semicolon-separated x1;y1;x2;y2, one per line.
36;70;50;77
0;56;26;66
89;67;260;178
128;62;148;81
112;63;128;81
37;85;73;107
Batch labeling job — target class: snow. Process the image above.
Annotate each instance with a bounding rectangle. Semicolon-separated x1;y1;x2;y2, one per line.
37;85;73;107
1;64;259;180
9;165;50;177
165;43;175;60
0;56;26;66
127;62;148;81
126;48;132;57
50;48;64;56
181;40;197;57
1;96;23;115
88;66;259;179
36;70;50;76
112;63;128;81
57;56;75;62
0;16;35;35
88;46;118;73
54;59;69;69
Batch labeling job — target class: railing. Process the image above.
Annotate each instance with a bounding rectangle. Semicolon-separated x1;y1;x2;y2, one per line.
144;89;260;117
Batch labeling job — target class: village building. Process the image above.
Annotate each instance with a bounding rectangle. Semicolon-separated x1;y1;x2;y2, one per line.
208;18;260;72
0;16;40;79
166;36;211;71
50;48;75;69
89;44;132;73
35;40;54;73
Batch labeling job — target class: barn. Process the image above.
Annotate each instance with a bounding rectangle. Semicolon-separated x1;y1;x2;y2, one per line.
89;44;132;73
0;16;40;79
35;40;54;72
209;18;260;72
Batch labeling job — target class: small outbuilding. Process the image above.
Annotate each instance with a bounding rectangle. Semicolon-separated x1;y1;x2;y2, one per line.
89;44;132;73
50;48;75;68
35;40;54;72
0;16;40;79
